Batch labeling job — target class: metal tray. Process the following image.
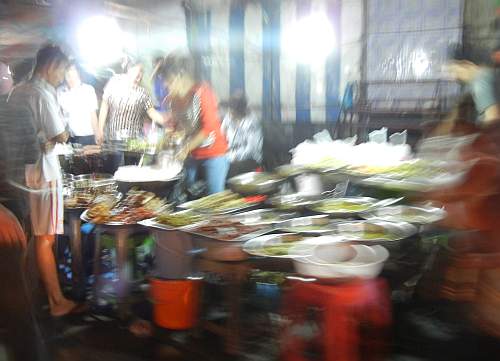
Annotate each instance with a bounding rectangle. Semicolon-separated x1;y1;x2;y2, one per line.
307;197;401;217
138;217;206;232
360;205;446;225
226;209;299;225
178;200;261;215
184;225;275;243
80;209;127;226
243;233;311;258
227;172;286;196
275;215;340;234
330;220;418;244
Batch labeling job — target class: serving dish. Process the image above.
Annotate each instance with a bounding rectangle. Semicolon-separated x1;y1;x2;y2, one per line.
330;220;418;246
361;205;446;225
227;171;286;196
307;197;402;217
266;193;324;211
275;215;340;234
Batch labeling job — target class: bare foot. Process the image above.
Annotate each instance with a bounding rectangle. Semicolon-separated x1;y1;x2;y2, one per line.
50;298;79;317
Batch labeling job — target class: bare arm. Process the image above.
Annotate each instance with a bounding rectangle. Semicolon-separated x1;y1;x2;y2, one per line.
483;104;500;125
177;130;207;160
90;110;99;140
146;107;166;126
97;100;109;144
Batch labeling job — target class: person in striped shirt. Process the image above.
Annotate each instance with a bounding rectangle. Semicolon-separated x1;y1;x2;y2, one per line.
97;58;166;144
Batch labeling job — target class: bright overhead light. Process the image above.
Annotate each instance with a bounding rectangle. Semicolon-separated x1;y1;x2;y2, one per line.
283;12;336;65
77;16;125;70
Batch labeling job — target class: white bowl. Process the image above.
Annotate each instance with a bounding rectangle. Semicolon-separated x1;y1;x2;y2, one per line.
292;244;389;280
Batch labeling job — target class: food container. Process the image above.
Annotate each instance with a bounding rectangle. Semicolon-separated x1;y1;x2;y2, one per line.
292;243;389;279
307;197;401;218
275;215;339;234
226;209;298;225
330;220;418;250
274;164;309;178
228;171;286;196
360;205;446;225
114;164;182;197
243;233;309;258
150;278;202;329
266;193;323;211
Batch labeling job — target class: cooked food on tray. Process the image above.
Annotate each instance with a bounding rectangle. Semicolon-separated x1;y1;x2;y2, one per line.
190;219;267;241
156;211;204;228
333;221;417;243
310;199;373;213
243;233;307;258
84;190;168;224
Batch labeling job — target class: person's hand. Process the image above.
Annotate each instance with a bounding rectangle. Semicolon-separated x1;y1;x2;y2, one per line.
0;205;26;249
176;146;190;161
95;131;104;145
42;141;55;153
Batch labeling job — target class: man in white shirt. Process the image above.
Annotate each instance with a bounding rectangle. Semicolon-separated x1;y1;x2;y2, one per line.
58;63;99;145
8;45;85;318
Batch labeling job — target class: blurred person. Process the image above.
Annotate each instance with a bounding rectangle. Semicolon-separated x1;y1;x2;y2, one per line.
446;44;500;125
97;57;166;144
160;54;229;195
0;62;48;361
58;62;99;145
221;91;263;178
151;55;169;112
7;45;85;318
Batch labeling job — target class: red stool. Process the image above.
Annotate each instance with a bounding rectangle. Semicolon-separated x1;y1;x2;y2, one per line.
281;278;391;361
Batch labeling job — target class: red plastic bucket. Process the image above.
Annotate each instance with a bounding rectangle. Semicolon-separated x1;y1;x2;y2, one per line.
150;278;202;330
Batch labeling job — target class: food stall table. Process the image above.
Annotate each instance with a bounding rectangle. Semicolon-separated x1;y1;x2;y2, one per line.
194;258;254;355
92;223;142;318
65;207;87;301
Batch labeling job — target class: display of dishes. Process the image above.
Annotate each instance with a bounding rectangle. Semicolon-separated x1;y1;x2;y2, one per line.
361;205;446;225
178;191;262;214
227;172;286;196
82;189;168;225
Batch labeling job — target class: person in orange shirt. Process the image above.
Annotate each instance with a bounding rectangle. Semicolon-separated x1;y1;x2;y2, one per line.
160;54;229;194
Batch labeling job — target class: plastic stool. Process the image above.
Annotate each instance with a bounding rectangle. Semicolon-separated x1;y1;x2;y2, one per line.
281;278;391;361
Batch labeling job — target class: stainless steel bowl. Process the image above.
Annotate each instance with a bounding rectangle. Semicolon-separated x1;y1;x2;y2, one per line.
228;172;286;196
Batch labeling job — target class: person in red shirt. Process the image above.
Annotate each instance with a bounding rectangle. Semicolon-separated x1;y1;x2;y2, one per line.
160;54;229;194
